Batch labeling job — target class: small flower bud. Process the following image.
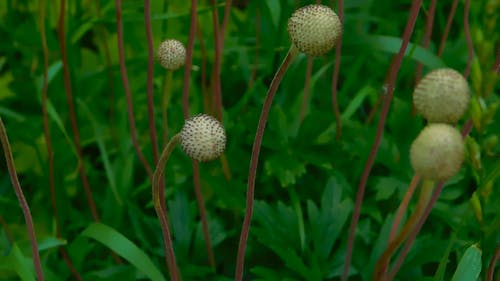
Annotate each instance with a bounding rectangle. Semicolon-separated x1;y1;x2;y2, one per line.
410;123;464;181
413;68;470;124
287;4;342;56
180;114;226;162
157;39;186;70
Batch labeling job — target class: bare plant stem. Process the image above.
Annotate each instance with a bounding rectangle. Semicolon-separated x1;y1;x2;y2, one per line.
58;0;100;222
331;0;344;140
299;58;314;124
182;0;198;118
153;134;182;281
192;161;215;267
162;71;173;145
341;1;423;280
114;0;153;180
493;49;500;74
0;118;45;281
463;0;473;78
248;8;261;89
144;0;159;165
437;0;458;56
388;122;473;279
373;180;433;281
235;46;299;281
40;1;82;279
183;0;217;268
415;0;437;83
387;175;421;244
487;242;500;281
210;0;223;120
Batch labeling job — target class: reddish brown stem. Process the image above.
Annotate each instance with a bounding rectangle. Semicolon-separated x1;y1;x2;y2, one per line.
331;0;344;140
210;0;223;120
40;1;82;279
192;161;215;267
235;46;299;281
248;8;261;89
58;0;100;222
182;0;198;118
114;0;153;180
415;0;437;83
153;135;182;281
463;0;474;78
437;0;458;56
493;49;500;74
487;242;500;281
341;1;423;280
388;121;473;279
144;0;159;165
387;175;421;244
299;58;314;124
0;118;45;281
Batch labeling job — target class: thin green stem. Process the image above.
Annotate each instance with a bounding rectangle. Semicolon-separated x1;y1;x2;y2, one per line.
235;45;299;281
0;118;45;281
153;134;182;281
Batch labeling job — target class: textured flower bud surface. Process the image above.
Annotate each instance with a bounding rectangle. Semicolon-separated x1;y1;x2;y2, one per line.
180;114;226;162
414;68;470;123
287;4;342;56
157;39;186;70
410;123;464;181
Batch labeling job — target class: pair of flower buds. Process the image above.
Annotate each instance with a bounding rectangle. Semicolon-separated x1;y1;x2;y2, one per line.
162;4;343;162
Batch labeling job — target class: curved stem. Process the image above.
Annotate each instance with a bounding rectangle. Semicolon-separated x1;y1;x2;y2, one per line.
373;180;433;281
0;118;45;281
341;1;423;279
388;122;473;279
415;0;437;83
235;45;299;281
487;242;500;281
152;134;182;281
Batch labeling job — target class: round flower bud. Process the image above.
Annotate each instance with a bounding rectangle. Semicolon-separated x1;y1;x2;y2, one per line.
180;114;226;162
413;68;470;124
157;39;186;70
410;123;464;181
287;4;342;56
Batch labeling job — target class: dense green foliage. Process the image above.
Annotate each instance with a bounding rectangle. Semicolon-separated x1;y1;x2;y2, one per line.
0;0;499;280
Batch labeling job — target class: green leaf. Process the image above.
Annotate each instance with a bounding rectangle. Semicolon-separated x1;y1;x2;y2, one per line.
366;35;446;69
0;243;36;281
264;0;281;29
81;223;166;281
451;244;482;281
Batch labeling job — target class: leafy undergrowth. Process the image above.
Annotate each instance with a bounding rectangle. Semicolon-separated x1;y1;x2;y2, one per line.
0;0;499;280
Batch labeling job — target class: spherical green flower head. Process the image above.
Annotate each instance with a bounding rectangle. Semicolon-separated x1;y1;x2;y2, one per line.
410;123;464;181
414;68;470;124
287;4;342;56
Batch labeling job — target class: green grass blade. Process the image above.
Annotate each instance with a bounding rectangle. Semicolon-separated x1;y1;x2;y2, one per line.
81;223;166;281
451;244;482;281
77;99;122;205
